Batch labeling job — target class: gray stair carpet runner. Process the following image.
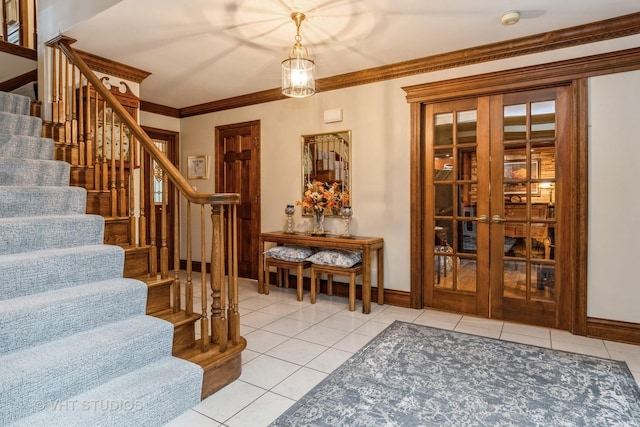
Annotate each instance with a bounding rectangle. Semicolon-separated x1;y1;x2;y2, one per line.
0;91;202;426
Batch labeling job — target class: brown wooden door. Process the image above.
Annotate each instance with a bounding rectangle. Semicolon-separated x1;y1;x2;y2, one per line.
216;121;260;279
142;127;178;271
424;87;570;329
488;87;569;328
424;97;490;316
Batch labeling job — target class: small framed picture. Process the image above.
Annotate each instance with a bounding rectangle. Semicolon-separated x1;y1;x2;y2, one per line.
187;155;209;179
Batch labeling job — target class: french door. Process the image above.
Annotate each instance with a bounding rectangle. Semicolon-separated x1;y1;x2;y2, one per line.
424;87;570;328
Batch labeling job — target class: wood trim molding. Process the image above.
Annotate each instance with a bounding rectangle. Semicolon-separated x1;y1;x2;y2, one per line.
403;47;640;103
77;49;151;83
179;88;284;118
573;78;590;336
323;12;640;93
140;100;180;118
142;12;640;117
0;39;36;60
587;318;640;345
0;69;36;92
403;46;640;338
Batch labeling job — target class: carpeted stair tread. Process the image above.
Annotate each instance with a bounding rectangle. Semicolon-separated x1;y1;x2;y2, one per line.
0;244;125;300
0;315;175;424
0;186;87;217
0;158;70;186
9;356;203;427
0;278;148;355
0;88;203;426
0;111;42;137
0;92;30;115
0;214;105;255
0;134;55;159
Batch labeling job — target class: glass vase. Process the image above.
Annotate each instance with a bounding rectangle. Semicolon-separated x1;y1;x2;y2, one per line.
312;208;325;234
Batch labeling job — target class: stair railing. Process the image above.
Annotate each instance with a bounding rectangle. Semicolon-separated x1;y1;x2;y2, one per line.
1;0;37;48
46;35;242;354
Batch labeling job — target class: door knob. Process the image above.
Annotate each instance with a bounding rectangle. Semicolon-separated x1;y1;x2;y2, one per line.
473;215;488;223
492;215;506;223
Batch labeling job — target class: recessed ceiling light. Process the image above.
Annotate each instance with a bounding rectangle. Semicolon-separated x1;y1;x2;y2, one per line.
501;10;520;26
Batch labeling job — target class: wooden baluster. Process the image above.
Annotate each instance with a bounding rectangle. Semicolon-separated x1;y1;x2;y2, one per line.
91;84;99;190
227;204;240;344
173;187;182;314
200;204;209;352
68;61;78;164
57;47;64;124
78;74;85;166
185;201;193;317
128;172;136;246
148;157;157;276
118;122;127;217
86;83;94;170
101;99;108;191
138;146;146;247
210;204;227;352
31;0;36;47
110;108;117;217
64;57;70;147
51;47;59;123
160;171;169;278
58;50;66;160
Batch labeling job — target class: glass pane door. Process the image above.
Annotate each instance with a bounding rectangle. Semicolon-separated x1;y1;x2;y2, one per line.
424;87;567;327
490;88;561;326
425;98;490;316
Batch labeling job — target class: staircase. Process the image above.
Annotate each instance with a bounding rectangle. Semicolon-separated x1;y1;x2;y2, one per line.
67;145;202;353
0;91;202;426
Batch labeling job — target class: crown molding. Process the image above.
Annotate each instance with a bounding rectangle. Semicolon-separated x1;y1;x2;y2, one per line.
139;12;640;118
403;46;640;103
179;87;284;118
140;100;180;118
76;49;151;83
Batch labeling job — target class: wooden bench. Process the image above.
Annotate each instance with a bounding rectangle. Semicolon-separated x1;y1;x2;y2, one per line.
264;257;311;301
310;263;364;311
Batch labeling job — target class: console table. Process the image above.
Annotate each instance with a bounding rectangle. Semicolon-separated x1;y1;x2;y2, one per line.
258;232;384;314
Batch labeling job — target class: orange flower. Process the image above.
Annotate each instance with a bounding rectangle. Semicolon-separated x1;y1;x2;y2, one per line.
296;180;348;214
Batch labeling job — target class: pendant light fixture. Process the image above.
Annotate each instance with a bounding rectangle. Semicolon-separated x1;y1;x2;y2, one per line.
281;12;315;98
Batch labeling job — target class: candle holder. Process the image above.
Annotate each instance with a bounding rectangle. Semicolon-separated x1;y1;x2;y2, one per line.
341;205;353;237
284;204;295;233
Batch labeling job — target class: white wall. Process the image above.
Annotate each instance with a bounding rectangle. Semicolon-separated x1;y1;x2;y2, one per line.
174;35;640;296
138;37;640;330
140;111;180;133
588;70;640;323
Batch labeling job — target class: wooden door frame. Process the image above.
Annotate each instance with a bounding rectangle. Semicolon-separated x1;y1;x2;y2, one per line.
404;48;640;336
141;126;179;269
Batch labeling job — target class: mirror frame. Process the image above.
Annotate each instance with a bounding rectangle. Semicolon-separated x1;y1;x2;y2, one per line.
301;130;351;216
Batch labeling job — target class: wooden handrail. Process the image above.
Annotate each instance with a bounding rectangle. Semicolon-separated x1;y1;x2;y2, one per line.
48;35;239;207
47;35;244;361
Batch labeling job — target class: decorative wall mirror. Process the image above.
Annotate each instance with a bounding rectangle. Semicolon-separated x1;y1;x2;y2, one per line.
301;130;351;216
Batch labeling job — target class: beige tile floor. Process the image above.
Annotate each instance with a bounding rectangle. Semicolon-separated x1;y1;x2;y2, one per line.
165;276;640;427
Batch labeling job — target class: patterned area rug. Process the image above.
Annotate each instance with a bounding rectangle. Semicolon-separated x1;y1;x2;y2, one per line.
270;321;640;427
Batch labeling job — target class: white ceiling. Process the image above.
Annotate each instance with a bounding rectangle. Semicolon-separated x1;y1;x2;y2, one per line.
63;0;640;109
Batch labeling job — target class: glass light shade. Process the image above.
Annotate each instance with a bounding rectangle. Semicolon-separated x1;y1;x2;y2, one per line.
282;44;315;98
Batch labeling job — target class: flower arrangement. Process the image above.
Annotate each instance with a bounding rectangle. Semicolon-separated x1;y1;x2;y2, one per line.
297;180;349;214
